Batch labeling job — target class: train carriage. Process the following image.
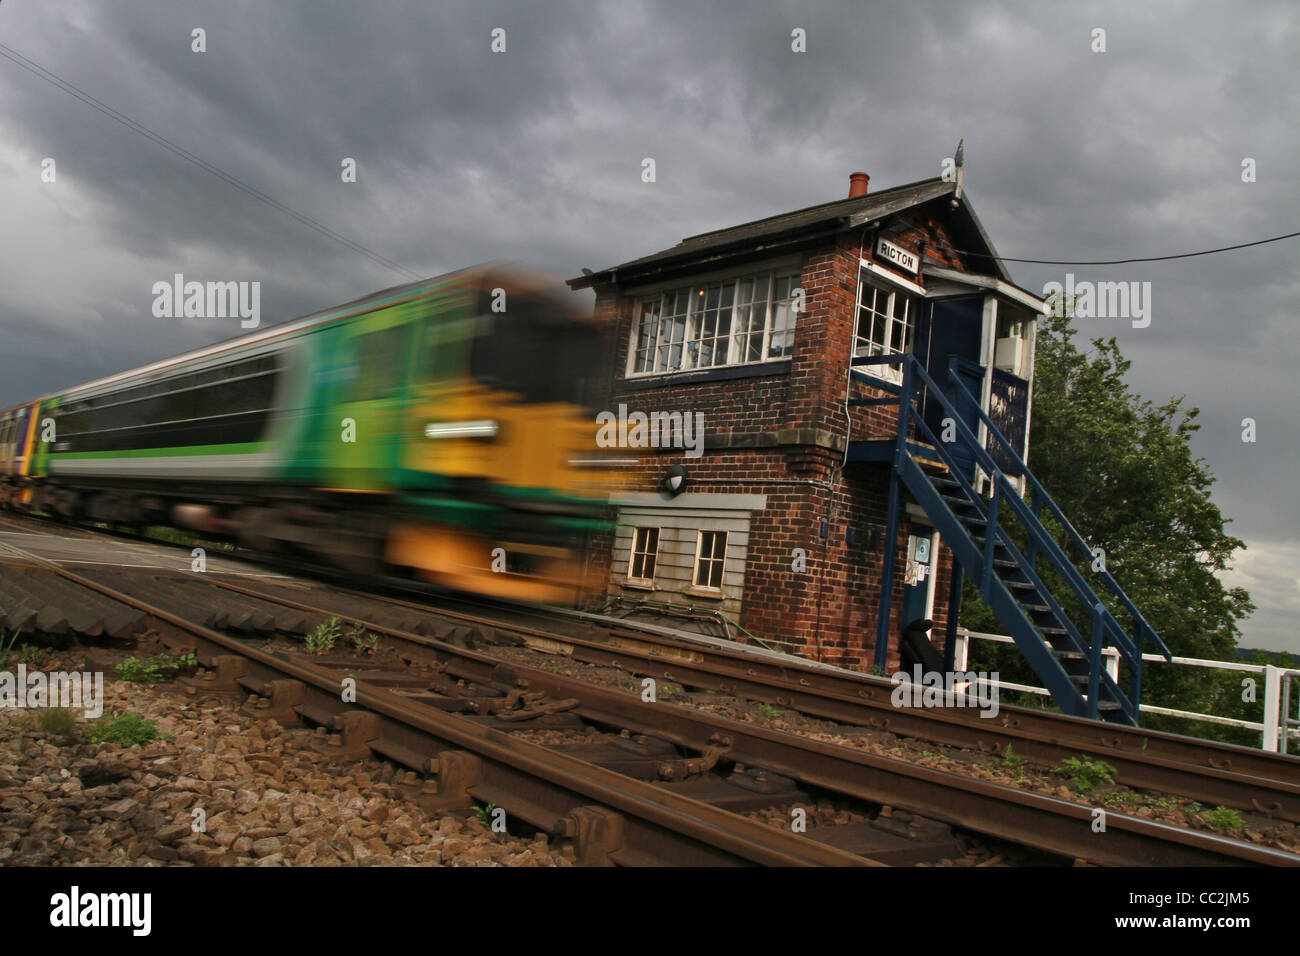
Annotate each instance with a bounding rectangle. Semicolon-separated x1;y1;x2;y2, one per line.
0;265;615;603
0;401;39;504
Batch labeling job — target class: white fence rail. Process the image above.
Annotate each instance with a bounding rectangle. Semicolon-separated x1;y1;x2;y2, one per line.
953;628;1300;753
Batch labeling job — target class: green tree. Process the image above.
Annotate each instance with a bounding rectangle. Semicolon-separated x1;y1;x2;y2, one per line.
965;309;1254;741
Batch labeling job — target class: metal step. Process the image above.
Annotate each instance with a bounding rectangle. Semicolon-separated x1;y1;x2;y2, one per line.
891;390;1153;726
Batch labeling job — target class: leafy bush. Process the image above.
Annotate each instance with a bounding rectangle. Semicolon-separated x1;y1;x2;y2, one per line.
305;618;341;655
473;802;498;827
115;653;185;683
1202;806;1245;832
350;625;379;656
1055;756;1116;792
88;711;169;747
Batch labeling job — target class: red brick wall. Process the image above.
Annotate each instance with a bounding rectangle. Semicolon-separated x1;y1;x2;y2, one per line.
884;214;969;272
579;225;963;671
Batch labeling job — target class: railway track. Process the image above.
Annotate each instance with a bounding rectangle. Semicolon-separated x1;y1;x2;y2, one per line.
12;509;1299;823
0;537;866;866
0;523;1294;866
364;585;1300;824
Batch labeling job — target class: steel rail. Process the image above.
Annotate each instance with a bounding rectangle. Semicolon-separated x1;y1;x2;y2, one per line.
249;576;1300;824
10;509;1289;797
172;573;1300;866
5;520;1294;863
0;538;871;867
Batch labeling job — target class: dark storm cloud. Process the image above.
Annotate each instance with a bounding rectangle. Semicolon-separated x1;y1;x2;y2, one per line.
0;0;1296;648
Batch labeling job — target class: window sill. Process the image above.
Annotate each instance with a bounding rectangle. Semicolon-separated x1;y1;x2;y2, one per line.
623;580;656;591
617;360;791;392
683;586;726;600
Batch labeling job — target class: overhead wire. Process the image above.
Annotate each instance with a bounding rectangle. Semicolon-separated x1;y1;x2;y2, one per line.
930;230;1299;267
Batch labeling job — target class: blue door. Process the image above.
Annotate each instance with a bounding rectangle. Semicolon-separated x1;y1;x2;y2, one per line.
947;356;985;483
918;296;985;482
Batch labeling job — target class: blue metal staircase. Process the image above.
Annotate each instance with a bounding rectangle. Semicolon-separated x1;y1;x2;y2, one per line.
851;354;1173;725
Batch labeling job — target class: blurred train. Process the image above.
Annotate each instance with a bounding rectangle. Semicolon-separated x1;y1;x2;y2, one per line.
0;266;618;604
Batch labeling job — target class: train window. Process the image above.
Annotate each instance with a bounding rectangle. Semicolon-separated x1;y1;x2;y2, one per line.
51;352;282;453
352;326;411;399
13;408;30;454
469;296;600;405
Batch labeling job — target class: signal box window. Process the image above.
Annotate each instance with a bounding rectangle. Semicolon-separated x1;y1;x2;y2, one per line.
692;530;727;590
628;527;660;584
630;271;802;375
854;277;914;381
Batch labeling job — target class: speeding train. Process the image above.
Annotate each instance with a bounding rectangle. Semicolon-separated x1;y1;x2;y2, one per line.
0;266;618;603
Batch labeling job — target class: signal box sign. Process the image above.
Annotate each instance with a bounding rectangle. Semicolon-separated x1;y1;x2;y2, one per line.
875;237;919;275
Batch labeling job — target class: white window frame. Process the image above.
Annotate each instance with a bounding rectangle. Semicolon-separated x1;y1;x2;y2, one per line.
854;264;921;384
691;529;728;591
627;526;661;585
626;269;802;378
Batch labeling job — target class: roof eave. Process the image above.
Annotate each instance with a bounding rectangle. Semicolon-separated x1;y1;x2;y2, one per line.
922;263;1045;313
949;194;1012;283
568;217;853;290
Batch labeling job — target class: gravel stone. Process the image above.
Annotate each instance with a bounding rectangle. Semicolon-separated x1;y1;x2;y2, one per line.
0;650;573;866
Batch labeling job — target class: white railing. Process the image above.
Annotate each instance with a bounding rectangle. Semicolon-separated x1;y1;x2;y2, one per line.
953;627;1300;753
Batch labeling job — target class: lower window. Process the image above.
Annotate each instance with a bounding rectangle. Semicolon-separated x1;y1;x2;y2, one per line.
628;527;660;584
693;530;728;589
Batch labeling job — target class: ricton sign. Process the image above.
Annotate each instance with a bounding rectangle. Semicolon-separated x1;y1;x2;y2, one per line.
875;238;919;275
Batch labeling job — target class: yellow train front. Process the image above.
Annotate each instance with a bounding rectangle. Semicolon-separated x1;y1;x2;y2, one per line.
0;266;620;605
369;267;622;603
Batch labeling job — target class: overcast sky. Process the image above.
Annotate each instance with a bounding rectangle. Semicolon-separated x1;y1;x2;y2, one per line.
1;1;1296;653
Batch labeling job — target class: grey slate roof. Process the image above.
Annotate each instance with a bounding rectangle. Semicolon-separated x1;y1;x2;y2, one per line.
568;176;1008;289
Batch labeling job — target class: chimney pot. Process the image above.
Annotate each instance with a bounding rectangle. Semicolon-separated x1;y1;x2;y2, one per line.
848;171;870;199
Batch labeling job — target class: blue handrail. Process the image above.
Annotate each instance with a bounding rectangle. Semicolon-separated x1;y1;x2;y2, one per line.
850;353;1170;684
939;368;1172;663
906;383;1138;673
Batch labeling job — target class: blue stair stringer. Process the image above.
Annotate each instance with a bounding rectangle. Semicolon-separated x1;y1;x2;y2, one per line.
851;354;1173;725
